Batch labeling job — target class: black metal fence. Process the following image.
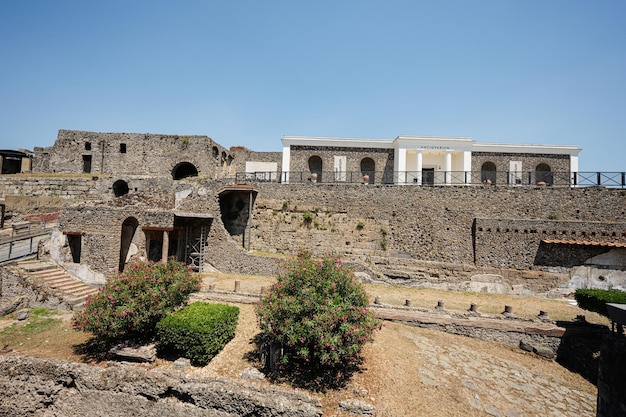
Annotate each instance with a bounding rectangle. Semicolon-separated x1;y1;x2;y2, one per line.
235;171;626;188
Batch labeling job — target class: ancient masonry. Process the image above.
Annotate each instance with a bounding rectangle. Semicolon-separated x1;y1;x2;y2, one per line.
0;129;623;294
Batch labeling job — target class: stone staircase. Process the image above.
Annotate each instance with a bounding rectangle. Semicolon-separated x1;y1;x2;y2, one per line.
17;260;98;309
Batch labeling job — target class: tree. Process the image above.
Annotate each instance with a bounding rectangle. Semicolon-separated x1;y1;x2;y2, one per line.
256;250;380;372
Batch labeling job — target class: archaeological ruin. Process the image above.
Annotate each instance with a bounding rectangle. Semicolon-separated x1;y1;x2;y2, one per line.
0;128;622;294
2;128;626;415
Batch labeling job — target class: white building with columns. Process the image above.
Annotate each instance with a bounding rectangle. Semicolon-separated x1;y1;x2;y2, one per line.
280;135;581;186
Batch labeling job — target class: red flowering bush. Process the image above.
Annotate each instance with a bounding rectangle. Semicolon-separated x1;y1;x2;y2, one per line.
256;250;380;370
72;258;201;342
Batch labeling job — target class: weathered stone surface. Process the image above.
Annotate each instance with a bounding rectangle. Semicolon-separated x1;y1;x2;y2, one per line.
173;357;191;371
519;340;534;352
0;295;27;317
533;345;556;359
241;367;265;381
15;308;29;321
338;399;375;415
0;356;322;417
110;342;157;363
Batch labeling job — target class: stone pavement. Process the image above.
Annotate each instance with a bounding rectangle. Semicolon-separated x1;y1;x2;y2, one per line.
404;330;596;417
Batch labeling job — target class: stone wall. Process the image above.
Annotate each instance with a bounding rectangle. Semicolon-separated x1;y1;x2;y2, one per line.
474;218;626;269
60;205;175;273
0;356;322;417
33;130;236;178
471;152;571;185
230;147;283;179
5;174;626;290
289;145;395;184
246;183;626;268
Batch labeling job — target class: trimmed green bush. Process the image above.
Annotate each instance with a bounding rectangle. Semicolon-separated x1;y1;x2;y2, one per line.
72;259;201;342
575;288;626;318
256;250;380;371
156;302;239;366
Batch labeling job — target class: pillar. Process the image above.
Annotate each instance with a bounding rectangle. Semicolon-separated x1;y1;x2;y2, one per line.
445;150;452;185
416;150;423;185
395;147;407;184
161;230;169;263
281;144;291;183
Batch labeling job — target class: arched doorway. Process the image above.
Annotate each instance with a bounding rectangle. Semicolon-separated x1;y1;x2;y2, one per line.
308;156;323;182
112;179;129;197
119;217;138;272
536;163;553;185
172;162;198;180
481;162;497;185
360;157;375;184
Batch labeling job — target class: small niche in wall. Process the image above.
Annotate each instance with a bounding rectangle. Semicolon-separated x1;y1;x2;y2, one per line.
112;179;130;197
120;143;126;153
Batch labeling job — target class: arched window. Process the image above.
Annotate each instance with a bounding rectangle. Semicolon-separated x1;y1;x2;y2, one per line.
308;156;323;182
536;163;553;185
360;157;375;184
172;162;198;180
212;146;219;159
112;180;129;197
481;162;497;185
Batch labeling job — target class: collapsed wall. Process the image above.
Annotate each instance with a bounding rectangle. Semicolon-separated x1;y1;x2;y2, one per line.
0;356;322;417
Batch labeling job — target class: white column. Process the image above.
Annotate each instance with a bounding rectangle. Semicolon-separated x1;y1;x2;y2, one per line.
281;144;291;184
570;155;579;186
395;147;407;184
445;150;452;185
463;150;472;184
416;150;423;185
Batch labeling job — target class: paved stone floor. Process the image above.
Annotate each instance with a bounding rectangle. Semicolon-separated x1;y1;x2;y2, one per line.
406;331;596;417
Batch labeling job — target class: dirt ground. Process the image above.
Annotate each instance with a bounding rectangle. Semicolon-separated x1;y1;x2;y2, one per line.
0;276;603;416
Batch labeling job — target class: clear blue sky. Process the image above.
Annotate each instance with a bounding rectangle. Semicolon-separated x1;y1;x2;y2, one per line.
1;1;625;171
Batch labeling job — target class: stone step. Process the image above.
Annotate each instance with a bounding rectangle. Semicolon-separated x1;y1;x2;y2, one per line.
31;270;70;280
18;260;98;311
17;261;57;273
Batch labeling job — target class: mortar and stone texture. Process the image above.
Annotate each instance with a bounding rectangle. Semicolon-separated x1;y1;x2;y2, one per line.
33;130;236;178
0;356;322;417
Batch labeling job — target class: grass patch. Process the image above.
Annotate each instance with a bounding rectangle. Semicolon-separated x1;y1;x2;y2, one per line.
0;309;61;337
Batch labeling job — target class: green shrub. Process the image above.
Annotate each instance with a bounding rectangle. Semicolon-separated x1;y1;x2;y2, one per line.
575;288;626;318
157;302;239;366
356;221;365;230
72;259;201;342
256;250;380;370
302;212;314;222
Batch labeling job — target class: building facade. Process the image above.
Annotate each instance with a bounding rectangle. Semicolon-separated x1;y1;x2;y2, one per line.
279;135;581;186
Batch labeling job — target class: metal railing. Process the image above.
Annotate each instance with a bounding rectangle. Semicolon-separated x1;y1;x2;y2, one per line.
0;222;53;262
235;171;626;188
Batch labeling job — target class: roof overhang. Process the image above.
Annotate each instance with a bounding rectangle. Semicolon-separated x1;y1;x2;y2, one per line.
473;142;581;156
542;239;626;248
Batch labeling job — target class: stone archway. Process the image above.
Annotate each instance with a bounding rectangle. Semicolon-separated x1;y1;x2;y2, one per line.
360;157;375;184
119;217;139;272
308;156;322;182
536;163;553;185
172;162;198;180
481;162;497;185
